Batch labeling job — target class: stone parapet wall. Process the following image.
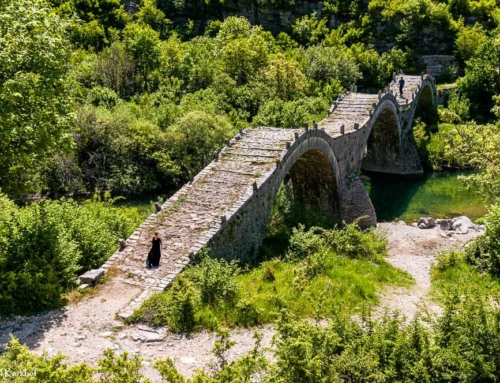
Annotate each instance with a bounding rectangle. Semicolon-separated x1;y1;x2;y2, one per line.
421;55;456;79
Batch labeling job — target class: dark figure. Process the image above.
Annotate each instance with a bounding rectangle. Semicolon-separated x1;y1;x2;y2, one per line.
399;76;405;97
147;231;162;269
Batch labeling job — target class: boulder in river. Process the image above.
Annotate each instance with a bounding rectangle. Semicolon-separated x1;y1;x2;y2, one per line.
418;217;435;229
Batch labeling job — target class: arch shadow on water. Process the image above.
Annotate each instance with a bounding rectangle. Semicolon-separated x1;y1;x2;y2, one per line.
361;170;487;222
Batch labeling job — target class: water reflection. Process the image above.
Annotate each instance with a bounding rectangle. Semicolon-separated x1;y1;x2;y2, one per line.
361;170;487;222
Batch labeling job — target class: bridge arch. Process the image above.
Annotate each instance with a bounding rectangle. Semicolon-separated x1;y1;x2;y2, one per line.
400;78;437;173
407;79;436;129
362;97;402;174
207;129;345;261
281;132;342;222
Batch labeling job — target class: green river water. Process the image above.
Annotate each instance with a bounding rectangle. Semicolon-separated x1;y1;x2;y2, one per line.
361;170;487;223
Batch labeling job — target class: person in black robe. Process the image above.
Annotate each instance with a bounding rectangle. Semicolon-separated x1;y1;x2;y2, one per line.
146;231;162;269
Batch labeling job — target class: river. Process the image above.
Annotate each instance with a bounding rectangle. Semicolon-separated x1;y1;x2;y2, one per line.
362;170;487;223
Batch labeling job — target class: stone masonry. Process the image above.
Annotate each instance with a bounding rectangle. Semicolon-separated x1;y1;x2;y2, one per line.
91;74;436;319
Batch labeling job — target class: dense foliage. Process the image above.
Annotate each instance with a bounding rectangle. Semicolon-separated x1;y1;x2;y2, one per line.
0;193;148;315
3;293;500;382
0;0;73;196
5;1;500;380
8;0;500;197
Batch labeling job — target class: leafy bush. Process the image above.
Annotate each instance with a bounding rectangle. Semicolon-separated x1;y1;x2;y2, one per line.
323;221;388;259
286;224;325;259
465;204;500;277
0;337;147;382
0;192;139;315
167;276;198;333
261;259;279;282
4;294;500;382
235;299;261;327
272;295;500;382
434;250;465;273
128;275;199;332
187;252;240;305
253;97;329;128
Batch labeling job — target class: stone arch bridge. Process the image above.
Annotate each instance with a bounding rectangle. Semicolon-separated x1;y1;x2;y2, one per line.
99;74;436;318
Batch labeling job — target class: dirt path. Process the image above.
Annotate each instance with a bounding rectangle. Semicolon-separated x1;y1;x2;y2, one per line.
376;222;481;320
0;222;482;380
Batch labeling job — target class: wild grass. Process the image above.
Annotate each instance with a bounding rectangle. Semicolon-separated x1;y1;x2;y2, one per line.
432;250;500;300
110;196;157;228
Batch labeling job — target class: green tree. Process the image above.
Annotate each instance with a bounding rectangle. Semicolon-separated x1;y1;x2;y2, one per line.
455;23;487;62
135;0;172;38
96;42;138;99
123;22;162;91
292;12;329;46
445;121;500;202
0;0;73;196
165;111;235;174
265;55;307;100
456;35;500;120
221;35;269;85
302;45;362;88
73;104;177;194
54;0;129;49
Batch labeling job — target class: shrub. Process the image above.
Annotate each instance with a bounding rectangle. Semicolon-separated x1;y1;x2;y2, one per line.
235;299;261;327
0;337;147;382
167;276;198;333
0;198;82;314
253;97;329;129
434;250;465;273
296;249;329;279
323;221;388;259
465;204;500;277
261;260;278;282
0;193;138;315
286;224;325;259
4;295;500;382
187;252;240;305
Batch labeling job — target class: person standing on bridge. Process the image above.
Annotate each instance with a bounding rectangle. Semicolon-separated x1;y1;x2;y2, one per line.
146;231;162;269
399;76;405;98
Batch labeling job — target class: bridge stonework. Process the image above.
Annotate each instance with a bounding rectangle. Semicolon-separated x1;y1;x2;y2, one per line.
96;75;436;318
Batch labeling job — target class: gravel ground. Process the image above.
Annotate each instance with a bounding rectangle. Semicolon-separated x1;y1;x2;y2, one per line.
0;221;483;380
375;221;482;320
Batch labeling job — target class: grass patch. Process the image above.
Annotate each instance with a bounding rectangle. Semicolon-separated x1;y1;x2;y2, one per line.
129;224;413;332
231;254;411;320
432;250;500;300
436;82;457;89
